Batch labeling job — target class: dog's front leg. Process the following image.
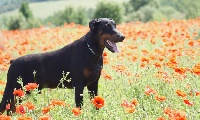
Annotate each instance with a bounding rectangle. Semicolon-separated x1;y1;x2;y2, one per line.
87;80;99;110
74;86;84;108
87;80;98;99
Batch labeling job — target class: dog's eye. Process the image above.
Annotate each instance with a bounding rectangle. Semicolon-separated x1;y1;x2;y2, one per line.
106;24;111;28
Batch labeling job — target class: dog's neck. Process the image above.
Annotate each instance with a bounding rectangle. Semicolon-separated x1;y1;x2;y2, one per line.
84;32;104;57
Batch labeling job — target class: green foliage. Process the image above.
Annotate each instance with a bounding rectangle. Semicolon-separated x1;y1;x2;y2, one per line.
25;18;41;29
124;0;200;22
133;5;156;22
0;0;60;14
0;16;10;29
1;0;200;29
8;14;26;30
8;13;41;30
75;7;88;25
122;3;135;22
159;0;200;19
57;7;76;25
45;6;88;26
157;6;184;20
19;2;33;20
7;2;41;30
132;5;184;22
93;1;123;24
193;28;200;40
129;0;151;11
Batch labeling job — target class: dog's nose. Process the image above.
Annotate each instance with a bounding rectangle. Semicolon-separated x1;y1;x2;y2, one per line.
120;35;125;41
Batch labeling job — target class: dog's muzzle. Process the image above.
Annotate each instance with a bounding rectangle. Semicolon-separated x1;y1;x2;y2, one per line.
105;34;125;53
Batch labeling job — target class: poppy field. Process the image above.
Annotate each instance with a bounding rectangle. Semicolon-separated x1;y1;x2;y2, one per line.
0;18;200;119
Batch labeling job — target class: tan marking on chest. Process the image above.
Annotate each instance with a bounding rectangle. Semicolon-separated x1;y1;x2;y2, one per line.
83;68;91;78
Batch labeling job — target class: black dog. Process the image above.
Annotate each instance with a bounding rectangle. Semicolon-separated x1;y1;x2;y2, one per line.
0;18;125;115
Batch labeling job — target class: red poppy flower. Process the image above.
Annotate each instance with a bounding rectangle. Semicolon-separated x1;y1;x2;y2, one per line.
0;115;12;120
91;96;104;109
25;83;38;91
42;106;51;114
144;86;157;96
121;100;132;107
6;104;10;110
102;72;112;80
121;99;137;113
16;105;26;115
157;116;166;120
125;104;136;113
115;65;126;72
176;90;187;97
174;67;187;74
155;95;166;102
17;116;32;120
0;80;6;85
103;52;108;57
183;99;194;106
13;89;25;97
0;91;4;95
72;108;82;116
141;57;149;63
164;107;187;120
131;99;139;106
50;99;66;106
195;90;200;96
25;102;35;110
191;67;200;75
154;62;161;68
39;115;51;120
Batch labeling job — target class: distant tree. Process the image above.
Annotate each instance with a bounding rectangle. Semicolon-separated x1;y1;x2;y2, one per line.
129;0;151;11
8;18;21;30
45;6;88;26
19;2;33;20
8;12;41;30
158;0;200;19
26;18;41;29
8;14;26;30
74;7;88;25
93;2;123;24
60;7;76;25
133;5;156;22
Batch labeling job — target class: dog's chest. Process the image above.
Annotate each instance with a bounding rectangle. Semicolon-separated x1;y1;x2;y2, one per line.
83;67;101;78
83;63;102;86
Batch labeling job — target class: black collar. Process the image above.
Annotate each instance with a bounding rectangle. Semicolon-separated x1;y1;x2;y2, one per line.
84;36;101;57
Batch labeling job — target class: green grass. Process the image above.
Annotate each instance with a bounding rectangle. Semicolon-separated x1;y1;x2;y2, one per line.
1;48;200;119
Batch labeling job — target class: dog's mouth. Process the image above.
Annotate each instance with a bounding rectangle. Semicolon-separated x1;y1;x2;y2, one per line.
105;40;119;53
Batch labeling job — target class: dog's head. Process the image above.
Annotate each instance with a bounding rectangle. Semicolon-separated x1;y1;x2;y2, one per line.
89;18;125;53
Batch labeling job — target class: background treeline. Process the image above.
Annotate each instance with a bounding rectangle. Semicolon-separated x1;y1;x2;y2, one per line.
1;0;200;30
0;0;58;14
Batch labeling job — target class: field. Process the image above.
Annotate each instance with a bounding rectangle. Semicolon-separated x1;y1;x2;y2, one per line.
0;18;200;119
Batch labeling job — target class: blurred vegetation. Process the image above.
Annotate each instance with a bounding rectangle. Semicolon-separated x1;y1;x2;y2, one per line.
0;0;200;30
8;2;41;30
93;2;123;24
19;2;33;20
44;7;88;26
0;0;58;14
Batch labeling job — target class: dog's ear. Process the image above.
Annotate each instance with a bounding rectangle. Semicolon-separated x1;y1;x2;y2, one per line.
109;18;115;23
89;18;101;30
109;18;113;21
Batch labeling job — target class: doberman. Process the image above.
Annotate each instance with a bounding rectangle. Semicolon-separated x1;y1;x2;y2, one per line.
0;18;125;115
